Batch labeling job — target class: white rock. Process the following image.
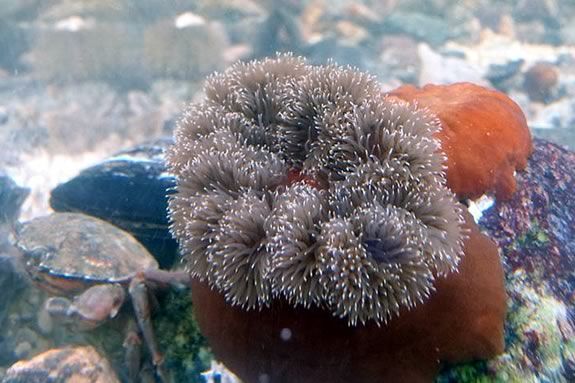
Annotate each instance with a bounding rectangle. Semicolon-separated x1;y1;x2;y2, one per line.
418;43;486;85
530;98;575;130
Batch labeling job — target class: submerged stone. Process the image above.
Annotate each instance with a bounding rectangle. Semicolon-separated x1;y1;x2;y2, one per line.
3;345;120;383
49;138;177;268
438;138;575;382
0;172;29;224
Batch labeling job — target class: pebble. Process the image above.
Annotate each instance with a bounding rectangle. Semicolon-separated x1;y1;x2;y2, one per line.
4;346;121;383
418;43;486;85
0;106;8;125
530;98;575;130
523;62;559;103
381;11;453;46
13;342;32;359
485;59;524;90
26;290;40;306
36;307;53;336
18;310;34;322
0;255;27;327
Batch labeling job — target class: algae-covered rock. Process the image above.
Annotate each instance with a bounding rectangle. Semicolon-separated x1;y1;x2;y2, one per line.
439;272;575;382
438;138;575;382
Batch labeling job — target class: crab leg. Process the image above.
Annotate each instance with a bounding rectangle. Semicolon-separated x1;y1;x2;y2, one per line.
142;268;191;289
128;273;171;383
123;319;142;383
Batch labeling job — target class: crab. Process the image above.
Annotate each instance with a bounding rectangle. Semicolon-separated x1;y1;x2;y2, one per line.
15;212;191;383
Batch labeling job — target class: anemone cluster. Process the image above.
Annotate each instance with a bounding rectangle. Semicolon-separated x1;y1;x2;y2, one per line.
168;55;466;325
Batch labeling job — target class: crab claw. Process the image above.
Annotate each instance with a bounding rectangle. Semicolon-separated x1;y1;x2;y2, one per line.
45;296;73;321
46;284;126;330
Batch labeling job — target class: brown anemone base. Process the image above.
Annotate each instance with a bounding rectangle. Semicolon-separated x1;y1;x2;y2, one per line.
192;213;506;383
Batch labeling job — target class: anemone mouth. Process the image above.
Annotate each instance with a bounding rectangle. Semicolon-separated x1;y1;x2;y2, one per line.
168;54;466;325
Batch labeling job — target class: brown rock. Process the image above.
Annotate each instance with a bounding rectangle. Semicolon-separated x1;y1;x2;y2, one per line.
3;345;120;383
523;62;559;103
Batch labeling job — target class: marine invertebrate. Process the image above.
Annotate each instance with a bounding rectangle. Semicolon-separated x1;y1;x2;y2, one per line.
168;55;511;382
191;211;506;383
388;82;532;200
168;55;466;325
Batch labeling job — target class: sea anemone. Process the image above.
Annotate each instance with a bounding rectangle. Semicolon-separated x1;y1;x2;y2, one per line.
190;211;506;383
169;55;516;383
168;55;466;325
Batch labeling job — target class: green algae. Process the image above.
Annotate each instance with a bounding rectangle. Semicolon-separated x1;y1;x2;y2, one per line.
515;219;549;249
154;288;212;382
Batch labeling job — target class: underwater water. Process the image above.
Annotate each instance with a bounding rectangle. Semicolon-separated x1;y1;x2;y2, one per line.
0;0;574;382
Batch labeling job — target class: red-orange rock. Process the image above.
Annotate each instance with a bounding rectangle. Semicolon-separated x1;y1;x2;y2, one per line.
388;82;532;200
191;212;506;383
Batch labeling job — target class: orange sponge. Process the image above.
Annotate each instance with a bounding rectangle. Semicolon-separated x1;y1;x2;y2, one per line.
388;82;532;200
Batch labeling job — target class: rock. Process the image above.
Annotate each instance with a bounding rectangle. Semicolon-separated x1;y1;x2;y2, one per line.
154;288;212;382
49;138;177;268
515;20;559;45
304;37;368;70
250;0;305;59
532;127;575;151
438;138;575;382
0;0;42;20
485;59;524;91
514;0;560;25
35;308;53;336
378;35;420;84
379;11;453;46
0;255;27;328
444;31;575;79
0;163;28;358
30;21;149;90
561;22;575;45
0;21;29;72
0;172;29;224
417;44;486;85
0;339;17;367
13;342;32;360
529;98;575;130
39;0;197;23
3;345;120;383
143;15;229;80
480;138;574;308
202;361;241;383
523;63;560;103
0;107;8;126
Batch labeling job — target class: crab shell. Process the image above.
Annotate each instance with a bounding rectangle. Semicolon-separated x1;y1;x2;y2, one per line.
16;212;158;295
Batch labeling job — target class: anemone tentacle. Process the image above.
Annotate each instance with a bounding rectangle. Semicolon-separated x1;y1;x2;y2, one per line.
168;55;466;325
